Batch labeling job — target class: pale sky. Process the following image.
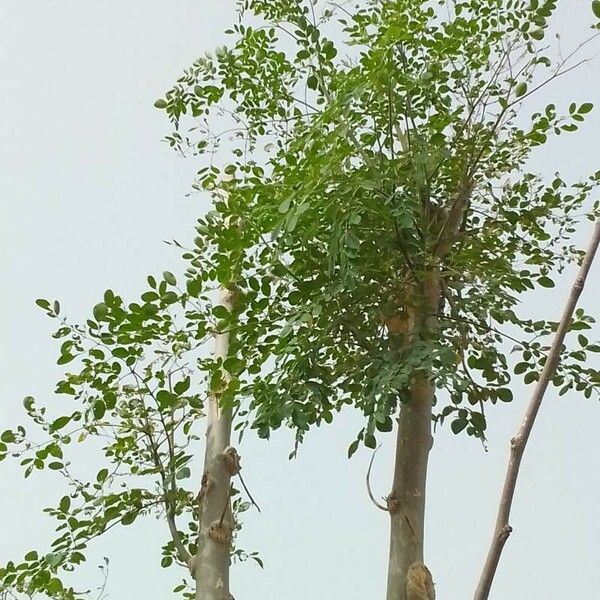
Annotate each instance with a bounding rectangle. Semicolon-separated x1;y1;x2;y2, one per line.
1;2;600;599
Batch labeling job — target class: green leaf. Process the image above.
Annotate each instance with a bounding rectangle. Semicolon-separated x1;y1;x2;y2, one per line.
47;578;63;594
497;388;513;402
593;0;600;19
157;389;175;408
154;99;168;109
322;40;337;60
223;357;244;375
470;412;487;431
347;440;359;458
48;461;64;470
163;271;177;286
515;82;528;97
212;305;230;319
49;416;70;432
93;303;109;322
97;468;109;483
187;278;202;297
35;298;50;310
59;496;71;513
93;400;106;420
251;555;264;568
24;550;38;561
375;417;393;432
364;433;377;449
538;276;555;288
579;102;593;114
530;29;544;40
1;430;15;443
278;198;291;214
176;466;191;480
57;353;75;365
451;418;467;434
121;512;137;525
174;377;191;395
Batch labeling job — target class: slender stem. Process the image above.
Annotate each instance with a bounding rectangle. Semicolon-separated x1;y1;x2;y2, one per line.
474;221;600;600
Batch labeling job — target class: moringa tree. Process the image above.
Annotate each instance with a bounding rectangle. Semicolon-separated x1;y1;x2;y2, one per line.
3;1;600;600
154;0;600;598
0;188;260;600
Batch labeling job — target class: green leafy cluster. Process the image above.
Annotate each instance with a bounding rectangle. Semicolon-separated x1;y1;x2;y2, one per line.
3;0;600;597
153;0;600;449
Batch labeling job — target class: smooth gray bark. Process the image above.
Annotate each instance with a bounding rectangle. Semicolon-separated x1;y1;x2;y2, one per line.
195;287;235;600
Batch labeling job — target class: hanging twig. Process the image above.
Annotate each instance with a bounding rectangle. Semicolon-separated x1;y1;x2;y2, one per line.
474;221;600;600
237;470;262;513
366;445;389;512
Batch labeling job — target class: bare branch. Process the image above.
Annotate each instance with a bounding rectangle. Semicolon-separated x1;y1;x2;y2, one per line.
474;221;600;600
237;470;262;513
366;445;389;512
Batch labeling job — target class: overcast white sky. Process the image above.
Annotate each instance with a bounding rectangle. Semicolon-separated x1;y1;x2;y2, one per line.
1;2;600;599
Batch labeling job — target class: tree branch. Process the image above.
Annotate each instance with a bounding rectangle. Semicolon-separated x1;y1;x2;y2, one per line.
474;221;600;600
366;445;389;512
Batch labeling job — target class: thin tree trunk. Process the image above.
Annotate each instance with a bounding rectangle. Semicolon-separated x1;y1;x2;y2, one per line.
386;274;439;600
474;221;600;600
386;377;434;600
195;286;235;600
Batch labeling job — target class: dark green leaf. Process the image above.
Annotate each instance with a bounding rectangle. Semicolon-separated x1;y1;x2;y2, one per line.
163;271;177;286
93;400;106;420
49;416;70;432
515;82;528;97
451;419;467;434
93;303;109;322
538;276;555;288
121;512;137;525
347;440;359;458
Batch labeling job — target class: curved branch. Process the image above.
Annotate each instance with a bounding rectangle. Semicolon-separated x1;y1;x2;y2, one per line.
366;444;389;512
166;510;192;566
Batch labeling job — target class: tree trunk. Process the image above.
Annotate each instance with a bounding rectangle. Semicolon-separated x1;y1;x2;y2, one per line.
386;377;434;600
385;275;439;600
195;287;235;600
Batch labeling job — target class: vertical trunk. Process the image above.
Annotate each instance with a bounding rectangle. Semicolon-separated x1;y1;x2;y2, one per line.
386;378;434;600
385;274;439;600
195;287;235;600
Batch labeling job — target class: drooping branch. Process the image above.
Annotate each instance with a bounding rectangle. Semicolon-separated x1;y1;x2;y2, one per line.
474;221;600;600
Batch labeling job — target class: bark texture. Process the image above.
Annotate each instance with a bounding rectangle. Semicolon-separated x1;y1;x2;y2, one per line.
386;274;439;600
195;287;235;600
386;377;434;600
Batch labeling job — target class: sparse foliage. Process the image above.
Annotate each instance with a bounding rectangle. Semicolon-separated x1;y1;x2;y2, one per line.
3;1;600;599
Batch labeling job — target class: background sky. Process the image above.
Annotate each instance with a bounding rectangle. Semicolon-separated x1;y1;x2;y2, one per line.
1;2;600;599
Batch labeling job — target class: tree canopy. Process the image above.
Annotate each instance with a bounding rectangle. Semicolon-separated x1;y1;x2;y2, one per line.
2;1;600;599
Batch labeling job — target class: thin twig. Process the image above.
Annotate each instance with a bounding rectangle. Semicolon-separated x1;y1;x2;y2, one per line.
366;445;389;512
474;221;600;600
237;470;261;513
